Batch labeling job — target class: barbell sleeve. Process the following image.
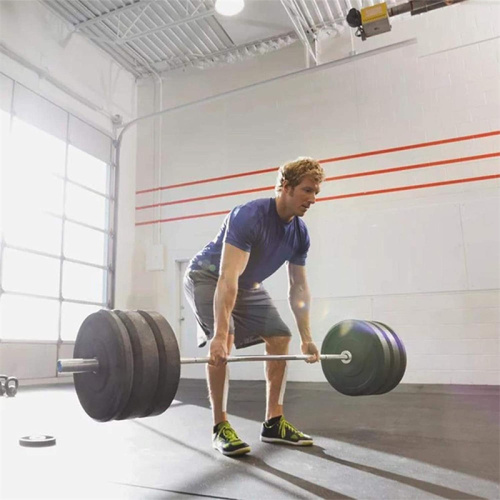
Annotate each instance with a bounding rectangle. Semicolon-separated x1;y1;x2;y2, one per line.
57;351;352;374
57;358;100;374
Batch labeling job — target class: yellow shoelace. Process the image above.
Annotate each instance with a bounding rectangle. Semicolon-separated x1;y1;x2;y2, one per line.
221;426;241;443
278;419;302;438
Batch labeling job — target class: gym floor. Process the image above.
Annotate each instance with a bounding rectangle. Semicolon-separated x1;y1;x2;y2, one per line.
1;380;499;499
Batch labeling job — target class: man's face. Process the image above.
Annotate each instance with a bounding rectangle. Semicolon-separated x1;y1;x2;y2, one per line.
283;175;321;217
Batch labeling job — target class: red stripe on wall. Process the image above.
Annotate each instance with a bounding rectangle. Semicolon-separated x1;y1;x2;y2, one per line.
319;131;500;164
136;209;230;226
136;152;500;210
325;152;500;182
135;130;500;195
135;174;500;226
136;186;273;211
318;174;500;202
135;170;275;195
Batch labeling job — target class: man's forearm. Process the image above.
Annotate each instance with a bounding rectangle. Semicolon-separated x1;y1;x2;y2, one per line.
289;284;313;342
214;278;238;340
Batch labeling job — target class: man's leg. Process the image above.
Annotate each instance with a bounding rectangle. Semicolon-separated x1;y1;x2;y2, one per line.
208;334;251;456
183;270;249;455
207;334;234;425
261;335;313;446
263;336;290;420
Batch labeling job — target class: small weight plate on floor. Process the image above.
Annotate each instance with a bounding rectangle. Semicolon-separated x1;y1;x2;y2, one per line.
321;319;391;396
371;321;407;393
138;311;181;417
19;435;56;447
114;311;160;420
74;310;134;422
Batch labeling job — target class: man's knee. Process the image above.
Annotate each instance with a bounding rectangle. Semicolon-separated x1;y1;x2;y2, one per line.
263;335;291;354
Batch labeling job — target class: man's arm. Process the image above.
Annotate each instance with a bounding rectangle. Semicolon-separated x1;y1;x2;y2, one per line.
288;263;319;363
210;243;250;365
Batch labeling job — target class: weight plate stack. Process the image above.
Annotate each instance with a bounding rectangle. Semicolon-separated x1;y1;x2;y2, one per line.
138;311;181;417
114;311;160;420
321;319;392;396
73;310;134;422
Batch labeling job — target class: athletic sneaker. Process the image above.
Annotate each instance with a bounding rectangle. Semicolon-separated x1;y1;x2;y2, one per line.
212;421;251;456
260;416;313;446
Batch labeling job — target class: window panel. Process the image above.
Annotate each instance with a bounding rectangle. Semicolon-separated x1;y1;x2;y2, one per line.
64;221;106;266
61;302;102;341
4;118;66;218
3;248;60;297
13;85;67;143
0;109;11;237
0;108;10;145
65;183;107;230
0;73;13;114
0;294;59;341
4;213;62;256
12;118;66;177
3;164;64;217
62;261;105;303
67;145;108;194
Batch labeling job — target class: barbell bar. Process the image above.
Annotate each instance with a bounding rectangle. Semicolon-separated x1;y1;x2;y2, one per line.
58;351;352;374
57;310;407;422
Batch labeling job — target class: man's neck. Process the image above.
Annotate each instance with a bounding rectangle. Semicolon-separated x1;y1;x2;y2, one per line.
275;195;294;223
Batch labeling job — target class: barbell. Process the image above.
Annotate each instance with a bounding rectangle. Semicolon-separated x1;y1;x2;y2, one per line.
57;310;407;422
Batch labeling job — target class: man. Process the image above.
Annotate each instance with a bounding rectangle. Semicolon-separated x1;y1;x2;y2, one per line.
184;157;325;456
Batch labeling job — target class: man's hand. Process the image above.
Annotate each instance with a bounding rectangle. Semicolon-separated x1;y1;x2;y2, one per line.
209;336;228;366
301;341;320;363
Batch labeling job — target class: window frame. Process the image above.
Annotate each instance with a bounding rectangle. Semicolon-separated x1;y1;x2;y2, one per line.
0;80;116;343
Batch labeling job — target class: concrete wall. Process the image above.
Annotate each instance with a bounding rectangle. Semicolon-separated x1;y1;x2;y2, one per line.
0;0;137;382
133;1;500;385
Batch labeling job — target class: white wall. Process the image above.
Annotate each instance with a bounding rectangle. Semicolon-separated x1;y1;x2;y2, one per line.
133;1;500;386
0;0;137;382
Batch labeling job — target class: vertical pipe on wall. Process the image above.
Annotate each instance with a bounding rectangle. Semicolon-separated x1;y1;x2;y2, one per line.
153;72;164;246
109;110;121;309
56;113;71;365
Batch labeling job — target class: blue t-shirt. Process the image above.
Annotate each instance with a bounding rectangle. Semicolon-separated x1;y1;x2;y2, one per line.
189;198;310;289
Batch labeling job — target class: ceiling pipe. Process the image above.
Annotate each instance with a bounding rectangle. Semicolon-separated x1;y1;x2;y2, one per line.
389;0;467;17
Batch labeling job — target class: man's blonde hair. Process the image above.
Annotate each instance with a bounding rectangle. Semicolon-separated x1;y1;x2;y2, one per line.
275;157;325;194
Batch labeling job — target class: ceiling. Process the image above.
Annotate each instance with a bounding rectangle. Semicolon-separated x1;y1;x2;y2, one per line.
41;0;401;78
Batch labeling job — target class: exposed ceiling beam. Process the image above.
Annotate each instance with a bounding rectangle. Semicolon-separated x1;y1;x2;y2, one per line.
74;0;157;32
280;0;318;64
115;8;216;44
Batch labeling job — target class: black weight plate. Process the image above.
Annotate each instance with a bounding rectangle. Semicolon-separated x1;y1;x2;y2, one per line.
321;319;391;396
372;321;407;393
369;321;400;395
114;311;160;420
19;435;56;448
138;311;181;417
351;320;395;395
74;310;133;422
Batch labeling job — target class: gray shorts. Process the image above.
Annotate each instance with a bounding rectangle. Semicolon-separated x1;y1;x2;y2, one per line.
183;269;291;350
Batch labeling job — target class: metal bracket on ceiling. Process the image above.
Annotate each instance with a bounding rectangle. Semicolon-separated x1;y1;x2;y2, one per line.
117;3;152;40
280;0;319;65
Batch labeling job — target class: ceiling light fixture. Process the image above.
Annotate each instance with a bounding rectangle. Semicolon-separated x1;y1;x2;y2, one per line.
215;0;245;16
